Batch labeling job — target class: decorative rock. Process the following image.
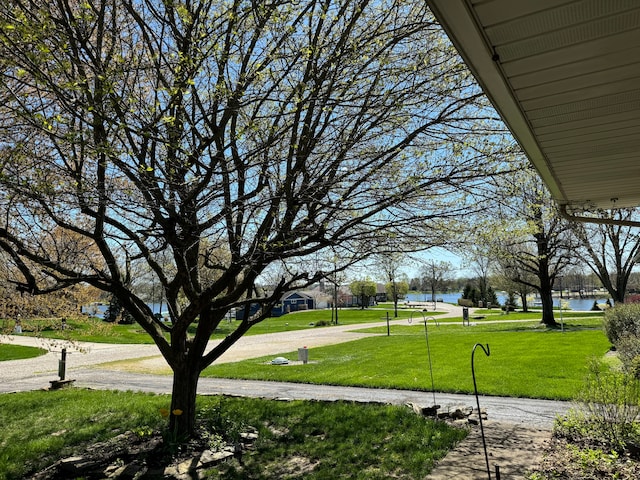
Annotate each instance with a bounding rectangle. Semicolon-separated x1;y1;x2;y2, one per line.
408;403;488;425
448;406;473;420
408;403;440;417
196;449;234;469
58;456;99;474
33;428;258;479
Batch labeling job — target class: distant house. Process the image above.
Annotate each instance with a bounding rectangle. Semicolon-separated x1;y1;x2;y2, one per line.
340;283;387;307
300;287;333;310
277;291;315;315
375;283;387;303
235;291;316;319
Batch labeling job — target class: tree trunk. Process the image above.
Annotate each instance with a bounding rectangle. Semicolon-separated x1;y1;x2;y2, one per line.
393;282;398;317
169;360;201;439
519;292;529;312
539;290;557;326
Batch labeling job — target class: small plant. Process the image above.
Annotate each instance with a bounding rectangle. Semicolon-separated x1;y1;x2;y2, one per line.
556;360;640;454
198;398;246;449
160;408;187;455
566;443;619;471
202;431;227;452
132;426;154;438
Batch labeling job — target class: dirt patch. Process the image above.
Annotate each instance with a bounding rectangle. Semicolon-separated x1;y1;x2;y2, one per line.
529;436;640;479
30;426;255;479
99;355;172;374
266;455;320;477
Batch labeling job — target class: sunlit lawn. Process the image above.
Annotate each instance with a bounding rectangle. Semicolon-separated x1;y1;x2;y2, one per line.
4;302;598;345
202;318;609;401
0;344;47;361
8;317;159;344
5;306;447;343
3;308;607;401
0;389;465;480
3;306;606;401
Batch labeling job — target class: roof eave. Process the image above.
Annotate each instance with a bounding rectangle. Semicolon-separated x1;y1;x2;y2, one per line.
427;0;567;205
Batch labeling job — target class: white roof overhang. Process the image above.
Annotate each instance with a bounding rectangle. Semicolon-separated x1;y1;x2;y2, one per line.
428;0;640;216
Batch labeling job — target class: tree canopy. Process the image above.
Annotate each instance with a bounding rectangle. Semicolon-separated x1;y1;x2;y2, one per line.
572;208;640;304
489;167;578;325
0;0;509;435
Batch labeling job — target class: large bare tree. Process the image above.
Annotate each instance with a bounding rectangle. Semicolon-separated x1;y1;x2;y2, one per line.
0;0;508;436
491;168;578;326
420;259;454;303
572;209;640;304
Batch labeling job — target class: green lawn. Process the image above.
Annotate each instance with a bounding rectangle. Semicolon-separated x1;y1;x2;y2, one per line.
203;319;610;400
0;344;47;361
4;317;158;344
5;305;595;344
0;309;611;478
0;389;465;480
5;307;443;344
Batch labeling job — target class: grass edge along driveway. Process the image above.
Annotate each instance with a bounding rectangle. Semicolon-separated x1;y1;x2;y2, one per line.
202;320;610;401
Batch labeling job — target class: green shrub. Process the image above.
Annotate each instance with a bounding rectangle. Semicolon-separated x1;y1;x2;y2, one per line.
616;334;640;377
556;360;640;453
603;303;640;345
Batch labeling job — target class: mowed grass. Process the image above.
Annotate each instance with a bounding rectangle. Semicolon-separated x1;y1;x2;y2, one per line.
0;389;169;480
5;308;606;401
4;304;586;344
4;317;158;344
0;389;466;480
5;306;444;344
0;344;46;361
203;318;610;400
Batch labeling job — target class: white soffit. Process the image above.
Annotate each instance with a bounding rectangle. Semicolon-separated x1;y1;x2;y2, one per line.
428;0;640;210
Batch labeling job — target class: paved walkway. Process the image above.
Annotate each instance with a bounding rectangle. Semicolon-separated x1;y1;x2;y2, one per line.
1;304;565;478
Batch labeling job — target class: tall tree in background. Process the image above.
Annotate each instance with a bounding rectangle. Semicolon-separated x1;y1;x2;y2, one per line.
463;245;496;306
0;0;508;436
492;258;537;311
572;209;640;304
420;259;454;303
377;250;406;317
349;279;377;309
492;168;578;326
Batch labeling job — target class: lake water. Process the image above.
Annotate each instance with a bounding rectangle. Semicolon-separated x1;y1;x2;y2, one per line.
406;292;610;311
83;302;168;319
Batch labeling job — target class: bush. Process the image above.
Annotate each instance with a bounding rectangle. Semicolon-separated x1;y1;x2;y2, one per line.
603;303;640;345
616;335;640;378
556;360;640;453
